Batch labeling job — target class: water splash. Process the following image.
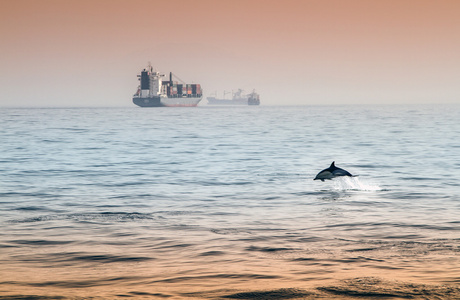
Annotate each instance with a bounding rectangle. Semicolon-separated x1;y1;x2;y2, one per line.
332;177;381;191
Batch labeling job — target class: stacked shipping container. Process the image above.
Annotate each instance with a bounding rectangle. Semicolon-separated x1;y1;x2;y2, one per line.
164;82;202;97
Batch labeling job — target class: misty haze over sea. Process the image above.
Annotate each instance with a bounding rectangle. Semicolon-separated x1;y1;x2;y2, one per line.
1;104;459;298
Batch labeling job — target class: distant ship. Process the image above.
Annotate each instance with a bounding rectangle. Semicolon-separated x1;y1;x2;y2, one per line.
207;89;260;106
133;64;203;107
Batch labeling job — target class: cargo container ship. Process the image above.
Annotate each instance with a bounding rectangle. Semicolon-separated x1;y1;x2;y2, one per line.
207;89;260;106
133;64;202;107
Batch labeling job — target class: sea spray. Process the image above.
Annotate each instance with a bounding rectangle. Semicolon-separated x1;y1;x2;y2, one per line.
332;176;381;191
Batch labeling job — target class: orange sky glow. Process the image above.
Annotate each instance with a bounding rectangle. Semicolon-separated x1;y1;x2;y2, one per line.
1;0;459;106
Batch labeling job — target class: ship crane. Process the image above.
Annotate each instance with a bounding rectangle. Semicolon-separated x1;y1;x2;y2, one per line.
172;73;186;84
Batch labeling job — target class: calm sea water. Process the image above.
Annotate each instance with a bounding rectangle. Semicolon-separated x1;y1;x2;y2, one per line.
1;105;459;298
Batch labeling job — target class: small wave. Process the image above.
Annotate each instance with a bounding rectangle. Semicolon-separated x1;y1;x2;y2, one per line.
222;288;314;299
15;206;48;211
196;180;253;186
128;291;172;298
199;250;226;256
6;276;146;288
246;246;297;253
210;228;251;235
72;254;153;263
332;177;382;191
151;273;280;284
10;239;72;246
317;277;460;299
10;212;157;223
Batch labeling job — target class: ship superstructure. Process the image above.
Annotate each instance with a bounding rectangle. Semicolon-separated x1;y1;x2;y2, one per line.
133;64;202;107
207;89;260;106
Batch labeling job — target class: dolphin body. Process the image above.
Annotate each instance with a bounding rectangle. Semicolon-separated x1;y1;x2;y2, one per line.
314;161;354;181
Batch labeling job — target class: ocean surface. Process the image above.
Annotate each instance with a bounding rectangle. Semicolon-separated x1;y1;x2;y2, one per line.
1;105;459;299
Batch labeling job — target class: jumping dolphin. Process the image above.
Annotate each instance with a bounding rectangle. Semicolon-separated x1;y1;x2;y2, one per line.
314;161;354;181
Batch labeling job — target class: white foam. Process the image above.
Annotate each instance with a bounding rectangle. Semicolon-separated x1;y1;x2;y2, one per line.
332;176;381;191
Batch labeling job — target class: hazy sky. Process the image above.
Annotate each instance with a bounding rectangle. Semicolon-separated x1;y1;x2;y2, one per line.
1;0;459;106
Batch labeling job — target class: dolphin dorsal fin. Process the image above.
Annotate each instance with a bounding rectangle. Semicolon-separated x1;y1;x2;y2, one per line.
330;161;335;168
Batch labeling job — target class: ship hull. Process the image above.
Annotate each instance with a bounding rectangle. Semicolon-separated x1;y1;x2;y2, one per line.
161;96;202;107
133;96;163;107
133;96;202;107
